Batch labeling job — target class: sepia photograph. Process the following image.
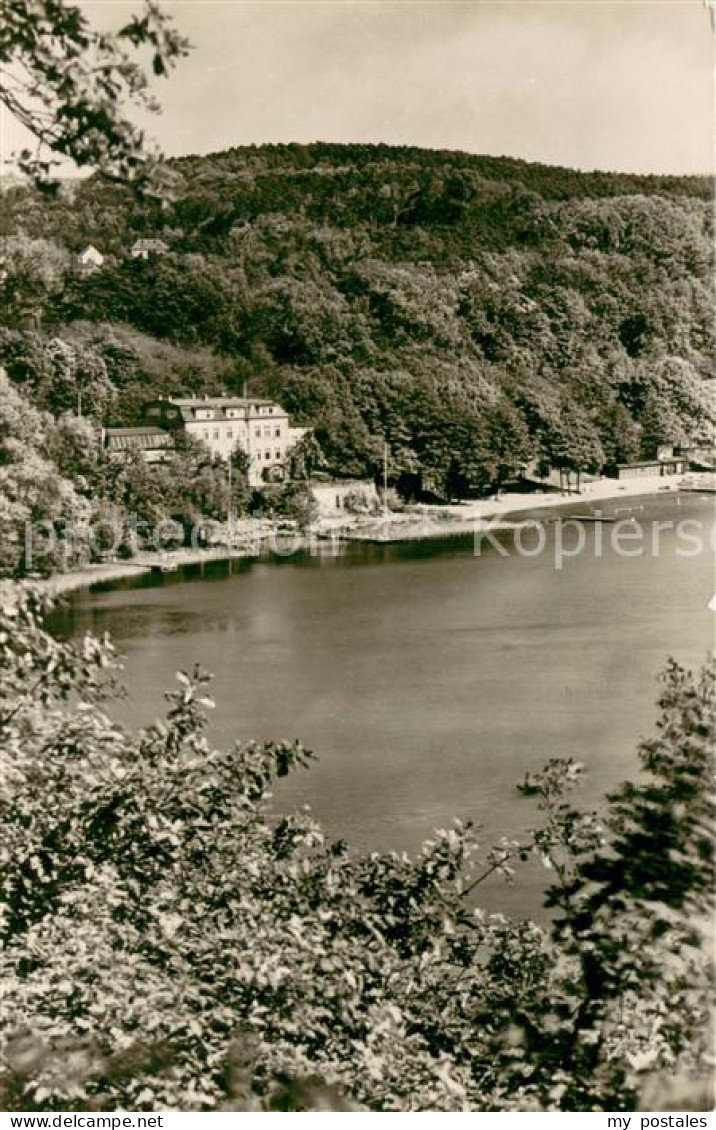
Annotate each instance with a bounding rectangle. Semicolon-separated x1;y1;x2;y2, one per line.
0;0;714;1117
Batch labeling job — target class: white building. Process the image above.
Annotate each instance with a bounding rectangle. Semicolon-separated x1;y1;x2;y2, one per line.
131;238;169;260
77;244;104;271
142;395;306;487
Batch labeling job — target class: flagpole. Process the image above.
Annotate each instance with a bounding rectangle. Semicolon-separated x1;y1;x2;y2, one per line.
383;442;389;516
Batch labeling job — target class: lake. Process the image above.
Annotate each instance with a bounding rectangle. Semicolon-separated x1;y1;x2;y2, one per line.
51;493;715;919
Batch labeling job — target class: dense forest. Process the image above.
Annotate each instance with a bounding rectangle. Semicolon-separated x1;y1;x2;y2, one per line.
1;142;713;568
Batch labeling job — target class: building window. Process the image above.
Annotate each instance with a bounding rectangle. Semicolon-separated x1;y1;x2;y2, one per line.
336;495;342;509
255;427;260;437
256;451;261;460
263;425;271;437
214;430;220;440
275;451;281;460
265;450;271;461
274;426;281;437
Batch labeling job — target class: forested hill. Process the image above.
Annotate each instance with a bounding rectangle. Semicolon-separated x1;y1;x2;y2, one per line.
2;142;714;497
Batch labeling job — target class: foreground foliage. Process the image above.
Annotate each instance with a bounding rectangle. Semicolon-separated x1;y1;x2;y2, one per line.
0;587;713;1111
1;0;188;187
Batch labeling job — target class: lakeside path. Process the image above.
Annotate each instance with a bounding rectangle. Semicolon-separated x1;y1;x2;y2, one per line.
33;472;702;597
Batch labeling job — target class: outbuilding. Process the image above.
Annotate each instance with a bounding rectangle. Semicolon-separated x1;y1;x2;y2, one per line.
613;458;686;480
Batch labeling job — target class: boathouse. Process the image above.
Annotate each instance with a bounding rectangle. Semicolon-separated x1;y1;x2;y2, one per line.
613;457;686;480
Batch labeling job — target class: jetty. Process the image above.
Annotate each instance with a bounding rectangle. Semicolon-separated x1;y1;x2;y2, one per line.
680;474;716;494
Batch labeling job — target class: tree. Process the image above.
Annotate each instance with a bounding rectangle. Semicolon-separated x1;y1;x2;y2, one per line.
547;401;605;493
46;412;101;488
0;372;90;574
513;660;715;1110
0;234;69;324
638;388;684;460
600;401;640;468
1;0;189;188
484;400;535;491
287;431;323;480
249;481;318;529
41;337;116;420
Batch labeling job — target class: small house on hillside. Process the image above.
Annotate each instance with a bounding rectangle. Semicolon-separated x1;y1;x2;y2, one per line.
77;245;104;272
130;238;169;260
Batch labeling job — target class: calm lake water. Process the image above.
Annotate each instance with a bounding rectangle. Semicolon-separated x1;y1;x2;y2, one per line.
52;494;715;919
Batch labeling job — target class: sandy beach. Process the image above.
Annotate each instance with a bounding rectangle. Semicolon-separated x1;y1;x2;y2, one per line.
331;472;697;542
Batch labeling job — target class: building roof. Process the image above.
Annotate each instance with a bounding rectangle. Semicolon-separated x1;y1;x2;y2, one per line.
169;396;275;408
105;426;173;451
131;238;169;252
616;458;684;469
149;395;286;423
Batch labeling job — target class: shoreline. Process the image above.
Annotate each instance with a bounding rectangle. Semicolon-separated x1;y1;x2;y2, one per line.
32;473;700;598
326;473;691;542
38;547;257;598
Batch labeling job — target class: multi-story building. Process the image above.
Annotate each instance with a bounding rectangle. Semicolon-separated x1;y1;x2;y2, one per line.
141;396;307;486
